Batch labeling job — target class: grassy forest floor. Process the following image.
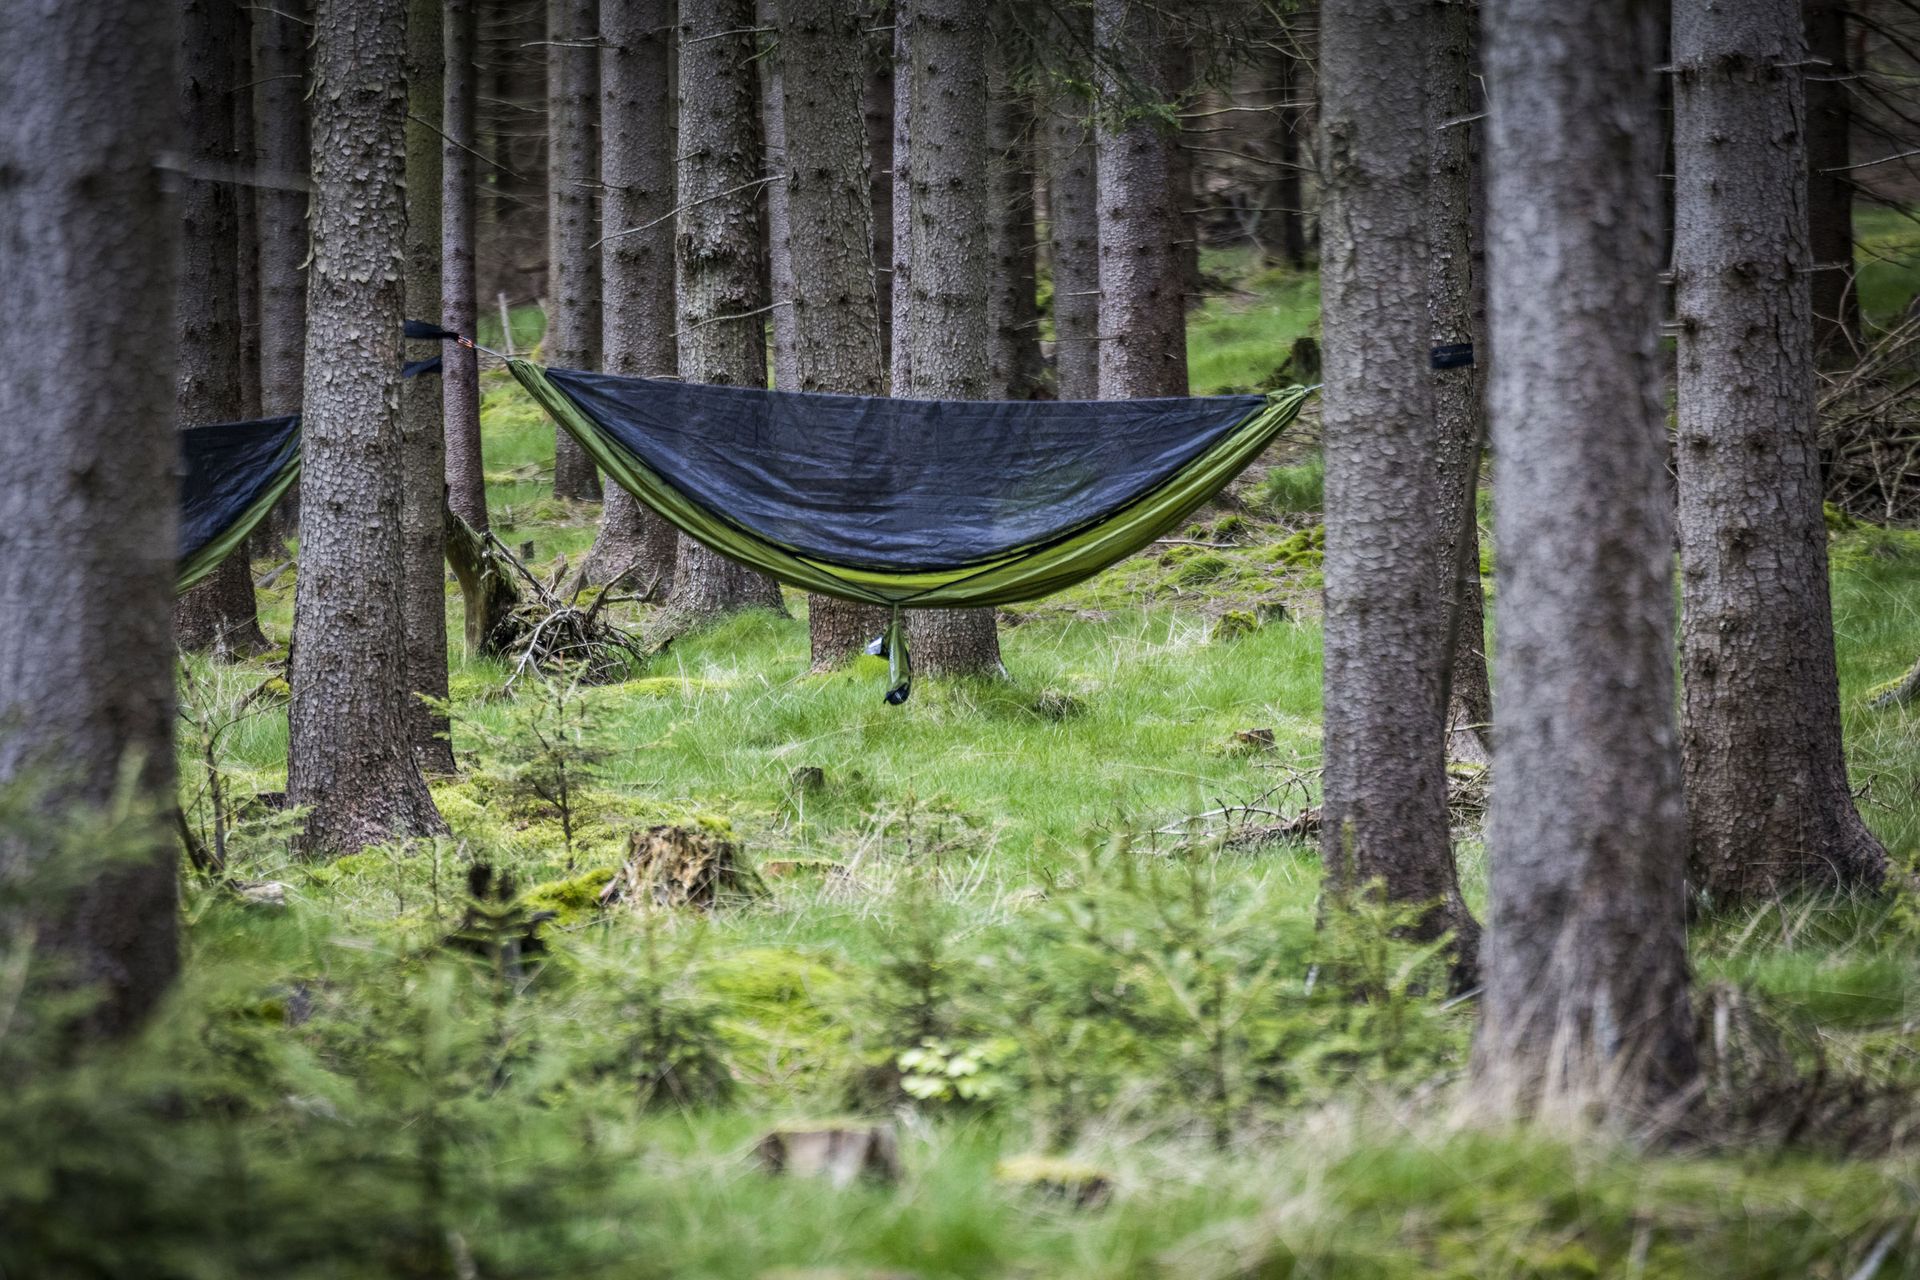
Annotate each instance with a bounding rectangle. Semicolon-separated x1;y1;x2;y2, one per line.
13;249;1920;1278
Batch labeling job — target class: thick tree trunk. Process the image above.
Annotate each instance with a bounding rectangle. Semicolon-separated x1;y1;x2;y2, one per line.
774;0;894;669
0;0;181;1039
1317;0;1475;966
176;0;270;659
403;0;456;775
889;3;913;394
1673;0;1887;899
1093;0;1188;398
547;0;604;500
866;34;896;374
1805;0;1858;363
255;0;309;541
1429;0;1493;769
668;0;787;622
759;0;801;392
583;0;680;592
987;15;1045;402
1266;44;1309;269
1475;0;1696;1117
445;0;489;533
1042;59;1100;400
289;0;448;855
901;0;1002;676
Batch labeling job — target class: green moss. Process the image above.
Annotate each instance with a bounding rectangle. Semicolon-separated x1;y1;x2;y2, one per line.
1212;610;1260;642
523;866;617;922
1173;553;1234;586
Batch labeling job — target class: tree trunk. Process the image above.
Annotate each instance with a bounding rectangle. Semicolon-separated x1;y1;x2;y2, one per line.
668;0;787;622
1805;0;1858;363
583;0;680;592
0;0;181;1039
1266;42;1309;269
1317;0;1475;968
759;0;801;392
402;0;456;775
289;0;449;855
1042;46;1100;400
1429;0;1493;769
255;0;309;542
987;12;1045;402
775;0;894;669
445;0;489;533
1093;0;1188;398
548;0;604;500
234;2;264;426
176;0;271;659
1673;0;1887;899
1474;0;1696;1117
902;0;1002;676
889;2;913;394
866;31;896;373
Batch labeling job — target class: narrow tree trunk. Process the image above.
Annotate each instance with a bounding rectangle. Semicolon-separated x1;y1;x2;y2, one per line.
902;0;1003;676
234;2;264;427
445;0;489;533
1805;0;1858;363
1093;0;1189;398
289;0;448;855
255;0;309;540
1317;0;1475;967
987;12;1045;402
583;0;680;592
668;0;787;622
1266;43;1309;269
889;2;913;394
0;0;181;1038
775;0;893;669
1042;60;1100;400
1475;0;1696;1117
548;0;604;500
1673;0;1887;899
759;0;801;392
866;32;896;373
175;0;270;659
402;0;456;775
1430;0;1493;769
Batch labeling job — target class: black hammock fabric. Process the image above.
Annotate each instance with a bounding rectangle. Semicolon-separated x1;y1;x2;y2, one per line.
178;414;300;565
542;367;1271;574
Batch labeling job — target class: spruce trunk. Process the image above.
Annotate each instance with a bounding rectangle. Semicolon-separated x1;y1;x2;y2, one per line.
1805;0;1858;363
445;0;489;533
1042;7;1100;401
548;0;604;500
256;0;309;541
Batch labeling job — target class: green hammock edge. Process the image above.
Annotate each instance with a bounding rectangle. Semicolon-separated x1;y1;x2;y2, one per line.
175;448;302;594
507;359;1312;613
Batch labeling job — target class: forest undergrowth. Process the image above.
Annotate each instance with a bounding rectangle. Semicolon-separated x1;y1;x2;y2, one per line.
8;253;1920;1279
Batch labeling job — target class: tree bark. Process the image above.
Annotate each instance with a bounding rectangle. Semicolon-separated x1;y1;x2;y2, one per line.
773;0;894;668
1317;0;1475;966
889;1;913;394
1805;0;1857;363
898;0;1002;675
987;12;1045;402
582;0;680;591
289;0;449;855
256;0;309;542
1266;41;1309;269
1474;0;1696;1117
1429;0;1493;769
402;0;456;775
0;0;181;1039
445;0;489;533
759;0;801;392
866;31;896;374
547;0;604;500
1673;0;1887;899
1093;0;1189;398
234;2;264;427
1041;5;1100;400
175;0;270;658
667;0;788;622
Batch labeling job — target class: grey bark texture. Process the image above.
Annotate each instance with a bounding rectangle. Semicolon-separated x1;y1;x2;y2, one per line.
1093;0;1189;398
986;15;1045;402
403;0;455;775
444;0;489;534
1804;0;1858;362
234;3;264;427
1475;0;1697;1117
668;0;787;622
1428;0;1493;768
1266;43;1309;268
583;0;680;592
289;0;449;856
1042;62;1101;400
770;0;895;668
547;0;604;500
175;0;270;658
866;32;896;372
901;0;1003;676
0;0;182;1039
889;3;913;394
759;0;801;392
1672;0;1886;899
255;0;310;541
1316;0;1475;966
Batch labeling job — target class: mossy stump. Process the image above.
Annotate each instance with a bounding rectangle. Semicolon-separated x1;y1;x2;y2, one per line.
753;1123;900;1187
599;823;765;911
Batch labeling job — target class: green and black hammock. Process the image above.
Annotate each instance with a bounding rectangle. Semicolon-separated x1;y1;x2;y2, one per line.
179;355;1311;702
